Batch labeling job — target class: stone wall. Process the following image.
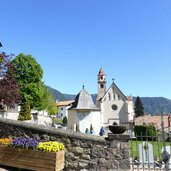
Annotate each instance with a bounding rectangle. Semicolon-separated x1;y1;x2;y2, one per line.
0;118;130;171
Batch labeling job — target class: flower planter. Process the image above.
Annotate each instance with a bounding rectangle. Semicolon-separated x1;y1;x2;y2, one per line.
109;125;126;134
0;146;64;171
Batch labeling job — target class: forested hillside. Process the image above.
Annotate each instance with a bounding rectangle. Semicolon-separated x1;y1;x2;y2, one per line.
47;86;171;115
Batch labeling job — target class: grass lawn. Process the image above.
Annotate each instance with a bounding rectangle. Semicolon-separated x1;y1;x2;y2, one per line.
129;140;171;160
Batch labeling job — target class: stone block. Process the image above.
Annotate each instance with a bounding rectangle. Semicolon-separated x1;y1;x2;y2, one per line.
108;133;130;141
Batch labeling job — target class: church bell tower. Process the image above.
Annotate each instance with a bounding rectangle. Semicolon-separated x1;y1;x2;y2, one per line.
96;67;106;106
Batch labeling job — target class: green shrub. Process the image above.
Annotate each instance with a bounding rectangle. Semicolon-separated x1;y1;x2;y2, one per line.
18;102;32;121
52;117;63;125
134;124;157;140
63;116;67;126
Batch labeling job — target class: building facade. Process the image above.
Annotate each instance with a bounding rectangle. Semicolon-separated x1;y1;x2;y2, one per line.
56;100;74;119
68;87;101;135
96;68;134;127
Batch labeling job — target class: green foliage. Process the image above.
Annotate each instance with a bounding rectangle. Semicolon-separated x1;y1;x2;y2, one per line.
134;124;157;140
11;53;43;84
11;53;56;118
35;86;57;114
134;96;144;117
11;54;44;111
52;117;63;125
63;116;68;126
18;102;32;121
43;89;57;115
11;53;58;116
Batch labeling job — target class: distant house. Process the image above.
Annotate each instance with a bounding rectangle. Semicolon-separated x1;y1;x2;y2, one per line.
134;115;171;131
56;100;74;119
68;87;101;135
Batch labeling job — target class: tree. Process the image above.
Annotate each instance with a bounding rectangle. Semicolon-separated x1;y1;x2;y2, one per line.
134;96;144;117
0;52;20;108
63;116;68;126
18;102;31;121
11;53;45;120
36;86;57;115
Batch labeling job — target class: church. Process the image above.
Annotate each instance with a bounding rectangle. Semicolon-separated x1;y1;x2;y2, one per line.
96;68;134;127
67;67;134;134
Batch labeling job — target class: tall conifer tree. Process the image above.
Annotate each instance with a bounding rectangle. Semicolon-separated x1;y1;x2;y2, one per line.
135;96;144;117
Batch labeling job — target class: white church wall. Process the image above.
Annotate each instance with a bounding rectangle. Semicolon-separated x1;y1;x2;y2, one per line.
68;110;100;135
101;85;128;126
91;111;101;135
119;104;129;124
78;111;100;135
68;110;78;131
126;100;134;121
78;112;91;133
102;99;125;126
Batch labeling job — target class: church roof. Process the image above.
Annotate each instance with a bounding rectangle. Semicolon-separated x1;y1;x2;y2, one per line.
98;67;106;76
69;88;100;110
101;81;128;101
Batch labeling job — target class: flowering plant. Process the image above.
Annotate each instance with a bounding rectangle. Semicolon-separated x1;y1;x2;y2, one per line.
0;138;12;145
11;137;39;149
0;137;64;153
37;141;64;152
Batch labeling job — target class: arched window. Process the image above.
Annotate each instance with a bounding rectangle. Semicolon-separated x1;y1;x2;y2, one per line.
108;93;111;101
113;93;115;100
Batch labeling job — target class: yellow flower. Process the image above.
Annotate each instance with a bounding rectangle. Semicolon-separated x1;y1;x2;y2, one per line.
0;138;12;145
36;141;64;152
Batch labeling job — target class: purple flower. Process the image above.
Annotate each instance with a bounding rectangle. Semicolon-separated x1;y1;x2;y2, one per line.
11;137;39;149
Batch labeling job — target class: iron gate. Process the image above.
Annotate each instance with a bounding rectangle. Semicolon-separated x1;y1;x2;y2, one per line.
130;114;171;171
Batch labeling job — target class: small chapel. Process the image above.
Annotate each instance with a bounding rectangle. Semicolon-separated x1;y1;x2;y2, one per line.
67;67;134;135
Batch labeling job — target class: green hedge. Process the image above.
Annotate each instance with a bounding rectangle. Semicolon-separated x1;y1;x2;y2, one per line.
134;124;157;140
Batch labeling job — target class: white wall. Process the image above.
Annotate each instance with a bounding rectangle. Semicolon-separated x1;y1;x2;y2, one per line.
126;100;134;121
100;84;135;127
101;86;126;126
0;106;52;126
68;110;78;130
68;109;101;135
58;106;70;118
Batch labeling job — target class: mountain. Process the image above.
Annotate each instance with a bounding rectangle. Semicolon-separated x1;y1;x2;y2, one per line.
46;86;76;101
47;86;171;115
133;97;171;115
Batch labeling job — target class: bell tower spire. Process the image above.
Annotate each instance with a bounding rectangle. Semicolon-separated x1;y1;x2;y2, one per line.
96;67;106;106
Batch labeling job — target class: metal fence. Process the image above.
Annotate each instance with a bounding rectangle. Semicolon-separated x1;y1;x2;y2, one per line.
130;115;171;171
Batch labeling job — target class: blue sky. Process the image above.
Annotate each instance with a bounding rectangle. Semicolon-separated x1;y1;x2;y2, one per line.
1;0;171;99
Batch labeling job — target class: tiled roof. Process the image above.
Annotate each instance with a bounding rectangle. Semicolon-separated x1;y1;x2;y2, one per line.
98;67;106;76
134;115;170;130
70;88;100;110
56;100;74;106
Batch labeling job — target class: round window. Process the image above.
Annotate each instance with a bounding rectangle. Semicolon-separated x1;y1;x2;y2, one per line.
111;104;118;111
